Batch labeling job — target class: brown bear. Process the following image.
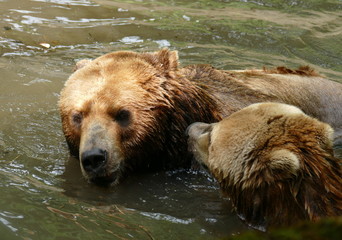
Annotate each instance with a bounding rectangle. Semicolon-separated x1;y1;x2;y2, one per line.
186;102;342;230
59;49;342;186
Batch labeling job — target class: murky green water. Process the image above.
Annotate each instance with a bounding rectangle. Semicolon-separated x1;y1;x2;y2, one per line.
0;0;341;239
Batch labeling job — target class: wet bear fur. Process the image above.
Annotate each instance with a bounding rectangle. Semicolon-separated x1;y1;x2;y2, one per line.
59;49;342;185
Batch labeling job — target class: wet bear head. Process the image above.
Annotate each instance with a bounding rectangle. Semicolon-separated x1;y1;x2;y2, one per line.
59;49;220;186
187;102;342;229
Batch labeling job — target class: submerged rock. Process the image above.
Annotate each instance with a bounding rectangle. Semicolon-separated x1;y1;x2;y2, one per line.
226;217;342;240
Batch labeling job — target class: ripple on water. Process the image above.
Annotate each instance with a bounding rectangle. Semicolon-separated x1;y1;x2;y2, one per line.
33;0;99;7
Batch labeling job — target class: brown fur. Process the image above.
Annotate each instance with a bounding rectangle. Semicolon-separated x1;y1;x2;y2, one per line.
263;66;321;76
187;103;342;230
59;49;342;185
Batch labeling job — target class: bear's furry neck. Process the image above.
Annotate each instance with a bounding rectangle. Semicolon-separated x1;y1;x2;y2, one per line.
215;142;342;230
180;64;278;117
122;71;222;173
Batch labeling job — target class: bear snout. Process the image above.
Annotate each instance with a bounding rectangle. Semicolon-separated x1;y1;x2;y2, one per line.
80;148;122;186
81;148;108;174
78;120;125;185
186;122;212;139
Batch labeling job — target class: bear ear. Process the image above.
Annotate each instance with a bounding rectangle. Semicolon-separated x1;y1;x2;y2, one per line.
144;49;179;73
73;59;92;72
317;123;334;155
267;149;300;178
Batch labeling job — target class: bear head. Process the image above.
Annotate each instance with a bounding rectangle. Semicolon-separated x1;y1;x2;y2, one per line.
59;49;220;186
187;102;342;229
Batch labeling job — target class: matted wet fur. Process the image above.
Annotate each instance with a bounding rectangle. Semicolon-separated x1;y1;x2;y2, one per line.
59;49;342;186
263;65;321;76
187;102;342;230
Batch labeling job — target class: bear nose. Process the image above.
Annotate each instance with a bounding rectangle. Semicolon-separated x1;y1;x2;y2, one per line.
185;122;198;136
81;148;107;173
186;122;211;137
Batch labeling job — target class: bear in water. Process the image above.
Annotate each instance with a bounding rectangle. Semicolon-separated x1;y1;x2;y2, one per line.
59;49;342;186
187;102;342;229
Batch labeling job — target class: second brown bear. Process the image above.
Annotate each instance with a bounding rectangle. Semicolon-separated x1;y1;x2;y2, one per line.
187;102;342;230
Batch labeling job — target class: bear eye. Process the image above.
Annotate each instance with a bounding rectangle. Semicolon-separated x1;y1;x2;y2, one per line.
72;112;83;127
114;109;131;127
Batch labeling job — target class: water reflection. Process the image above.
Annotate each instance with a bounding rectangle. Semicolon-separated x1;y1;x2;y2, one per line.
61;156;247;237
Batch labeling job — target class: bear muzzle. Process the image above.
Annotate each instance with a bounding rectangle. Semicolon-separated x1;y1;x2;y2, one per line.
186;122;213;168
80;147;123;186
79;121;124;186
186;122;213;139
81;148;108;174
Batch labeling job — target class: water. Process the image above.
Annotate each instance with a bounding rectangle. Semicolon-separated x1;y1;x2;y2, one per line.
0;0;341;239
